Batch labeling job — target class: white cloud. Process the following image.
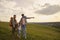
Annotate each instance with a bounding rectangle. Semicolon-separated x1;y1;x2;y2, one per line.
0;0;60;22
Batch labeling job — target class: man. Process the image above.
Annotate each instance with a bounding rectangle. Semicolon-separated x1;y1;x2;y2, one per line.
9;15;17;35
19;14;34;39
9;15;18;40
13;15;18;29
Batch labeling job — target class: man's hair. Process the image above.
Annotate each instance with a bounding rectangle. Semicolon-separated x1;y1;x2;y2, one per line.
21;14;24;16
14;15;16;17
13;15;16;19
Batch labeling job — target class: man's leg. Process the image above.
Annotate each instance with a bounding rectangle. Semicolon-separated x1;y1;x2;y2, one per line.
22;25;26;39
12;27;16;40
12;27;15;34
23;28;26;39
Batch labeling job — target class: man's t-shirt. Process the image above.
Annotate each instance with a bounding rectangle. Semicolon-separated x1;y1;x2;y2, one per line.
12;19;17;28
20;16;27;25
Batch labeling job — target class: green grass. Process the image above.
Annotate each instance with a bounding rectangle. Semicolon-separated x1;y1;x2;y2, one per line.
0;22;60;40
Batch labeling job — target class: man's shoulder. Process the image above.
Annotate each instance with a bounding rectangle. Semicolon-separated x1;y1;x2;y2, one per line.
22;16;27;18
24;16;26;17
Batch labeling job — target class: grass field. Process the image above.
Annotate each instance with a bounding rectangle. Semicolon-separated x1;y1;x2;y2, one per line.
0;22;60;40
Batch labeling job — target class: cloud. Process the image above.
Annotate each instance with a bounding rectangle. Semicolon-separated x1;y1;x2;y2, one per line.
0;0;22;20
35;5;60;15
5;0;35;8
41;3;50;7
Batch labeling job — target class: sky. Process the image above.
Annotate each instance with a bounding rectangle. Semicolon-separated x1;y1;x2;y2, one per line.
0;0;60;22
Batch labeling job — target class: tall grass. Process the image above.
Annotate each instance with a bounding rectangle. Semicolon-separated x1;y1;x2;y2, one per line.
0;22;60;40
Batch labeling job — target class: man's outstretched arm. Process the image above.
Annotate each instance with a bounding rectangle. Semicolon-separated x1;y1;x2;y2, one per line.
26;17;34;19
